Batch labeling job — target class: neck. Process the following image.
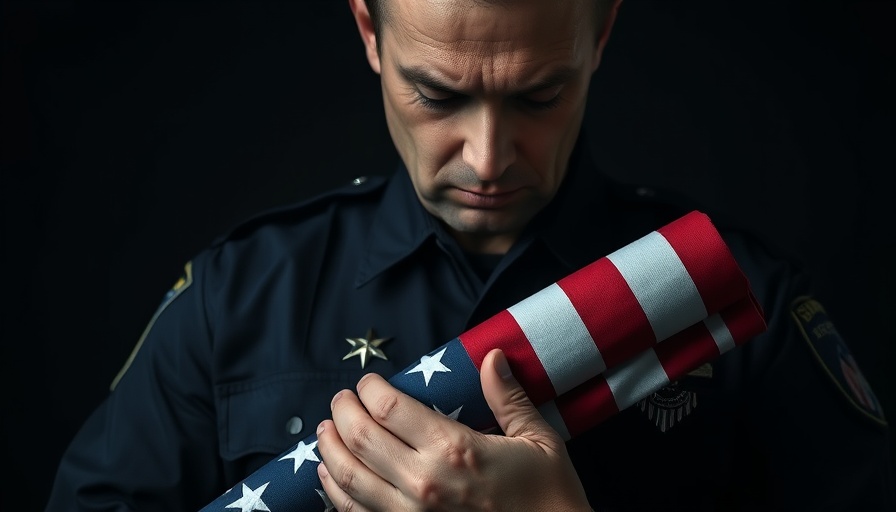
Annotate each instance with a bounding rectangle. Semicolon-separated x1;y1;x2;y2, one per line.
448;228;518;255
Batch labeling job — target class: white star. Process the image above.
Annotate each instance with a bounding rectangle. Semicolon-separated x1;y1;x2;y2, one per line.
278;440;320;473
406;347;451;386
225;482;271;512
434;404;463;421
316;488;336;511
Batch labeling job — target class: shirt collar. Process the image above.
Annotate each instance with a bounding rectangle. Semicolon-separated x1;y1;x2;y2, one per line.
532;135;621;272
355;133;618;287
354;167;440;287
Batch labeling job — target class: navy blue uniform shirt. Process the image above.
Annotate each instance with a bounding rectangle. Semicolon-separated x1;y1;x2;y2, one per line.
47;139;895;510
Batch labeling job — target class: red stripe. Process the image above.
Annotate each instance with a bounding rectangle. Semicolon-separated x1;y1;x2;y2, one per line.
459;310;556;405
657;211;745;315
654;322;720;380
554;375;619;438
557;258;655;369
554;322;721;438
720;294;767;346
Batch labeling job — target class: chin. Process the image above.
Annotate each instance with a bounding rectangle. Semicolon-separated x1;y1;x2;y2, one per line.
456;213;526;237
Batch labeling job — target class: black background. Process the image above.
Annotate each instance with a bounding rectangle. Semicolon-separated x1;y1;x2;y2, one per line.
2;0;894;508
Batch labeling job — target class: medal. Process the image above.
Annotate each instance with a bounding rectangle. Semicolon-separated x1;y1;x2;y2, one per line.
638;383;696;432
638;364;711;432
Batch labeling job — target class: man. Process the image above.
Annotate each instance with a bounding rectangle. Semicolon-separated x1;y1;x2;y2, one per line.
47;0;894;510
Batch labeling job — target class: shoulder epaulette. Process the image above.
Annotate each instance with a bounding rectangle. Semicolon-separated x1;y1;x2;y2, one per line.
609;180;704;216
600;178;704;233
606;177;805;269
210;174;390;247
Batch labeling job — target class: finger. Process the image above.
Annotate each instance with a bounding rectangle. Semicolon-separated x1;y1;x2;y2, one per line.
350;373;470;493
331;382;417;466
317;461;371;512
316;417;406;511
328;387;420;505
355;372;457;448
479;348;562;444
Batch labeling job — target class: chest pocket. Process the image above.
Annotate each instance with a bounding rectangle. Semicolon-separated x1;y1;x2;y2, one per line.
215;371;363;460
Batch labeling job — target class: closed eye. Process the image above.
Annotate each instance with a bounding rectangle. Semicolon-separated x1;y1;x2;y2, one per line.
415;84;464;110
518;86;563;110
413;84;563;112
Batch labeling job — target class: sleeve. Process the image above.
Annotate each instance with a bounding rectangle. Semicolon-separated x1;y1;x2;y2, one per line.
730;234;896;510
45;255;223;511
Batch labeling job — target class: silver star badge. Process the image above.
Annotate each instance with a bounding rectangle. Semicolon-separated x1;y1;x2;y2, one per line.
343;328;390;369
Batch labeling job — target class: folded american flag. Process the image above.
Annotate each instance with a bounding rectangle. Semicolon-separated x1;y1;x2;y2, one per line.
201;210;767;511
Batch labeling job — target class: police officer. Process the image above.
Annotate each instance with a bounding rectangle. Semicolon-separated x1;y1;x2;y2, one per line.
47;0;894;510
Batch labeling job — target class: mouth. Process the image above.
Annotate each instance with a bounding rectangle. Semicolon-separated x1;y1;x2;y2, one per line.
452;187;522;209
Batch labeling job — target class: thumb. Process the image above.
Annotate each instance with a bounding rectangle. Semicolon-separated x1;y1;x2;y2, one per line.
480;348;561;441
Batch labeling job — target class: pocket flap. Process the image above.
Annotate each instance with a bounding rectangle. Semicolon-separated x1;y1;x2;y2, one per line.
216;371;361;460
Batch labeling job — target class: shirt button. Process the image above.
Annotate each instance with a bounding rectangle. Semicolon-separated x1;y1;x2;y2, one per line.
285;416;304;435
352;176;367;186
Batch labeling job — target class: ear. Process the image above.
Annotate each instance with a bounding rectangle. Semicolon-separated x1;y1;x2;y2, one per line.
348;0;381;74
592;0;623;72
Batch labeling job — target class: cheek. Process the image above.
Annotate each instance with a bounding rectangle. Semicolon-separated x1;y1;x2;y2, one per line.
384;114;455;194
417;122;459;158
514;109;584;193
409;127;458;194
383;97;424;166
403;120;462;178
517;119;570;171
385;88;456;156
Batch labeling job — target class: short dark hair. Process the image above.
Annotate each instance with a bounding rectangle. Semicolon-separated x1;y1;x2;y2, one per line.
362;0;615;54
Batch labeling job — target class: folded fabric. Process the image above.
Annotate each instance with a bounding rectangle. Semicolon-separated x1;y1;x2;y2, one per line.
200;210;767;512
538;294;763;440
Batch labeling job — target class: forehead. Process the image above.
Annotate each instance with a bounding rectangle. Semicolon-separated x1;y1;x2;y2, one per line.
381;0;596;88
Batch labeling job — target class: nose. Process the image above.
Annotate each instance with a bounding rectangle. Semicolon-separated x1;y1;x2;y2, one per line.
461;104;516;182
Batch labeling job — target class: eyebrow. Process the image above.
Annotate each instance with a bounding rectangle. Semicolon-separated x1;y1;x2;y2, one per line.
397;64;578;96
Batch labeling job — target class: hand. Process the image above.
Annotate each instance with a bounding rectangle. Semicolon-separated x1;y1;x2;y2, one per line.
315;348;592;511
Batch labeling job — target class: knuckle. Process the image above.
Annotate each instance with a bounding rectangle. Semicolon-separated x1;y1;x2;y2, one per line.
507;386;530;406
346;420;373;453
335;460;358;493
372;392;400;423
404;434;484;506
410;473;442;504
440;434;479;471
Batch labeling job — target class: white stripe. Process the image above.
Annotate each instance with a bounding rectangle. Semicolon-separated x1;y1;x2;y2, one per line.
704;314;736;353
537;401;571;441
606;231;707;342
605;349;670;411
507;283;606;395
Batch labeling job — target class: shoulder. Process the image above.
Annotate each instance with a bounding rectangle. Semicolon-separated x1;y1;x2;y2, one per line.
604;178;810;295
604;179;695;227
189;174;391;285
210;175;390;249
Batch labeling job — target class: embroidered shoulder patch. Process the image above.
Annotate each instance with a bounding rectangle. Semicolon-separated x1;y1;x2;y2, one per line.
110;261;193;390
790;296;887;427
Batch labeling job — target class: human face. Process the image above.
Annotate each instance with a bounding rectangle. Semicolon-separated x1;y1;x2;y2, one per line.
354;0;611;254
